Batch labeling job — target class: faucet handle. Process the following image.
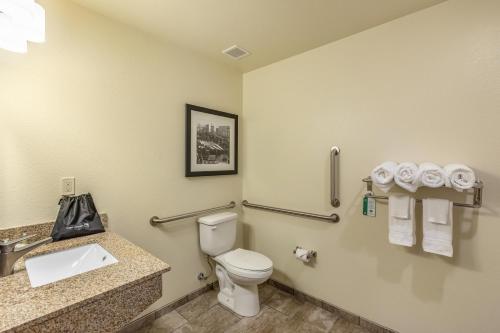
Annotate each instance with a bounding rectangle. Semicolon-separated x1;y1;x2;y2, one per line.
0;234;36;253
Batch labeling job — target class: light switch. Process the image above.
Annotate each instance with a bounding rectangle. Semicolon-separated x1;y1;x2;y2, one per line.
61;177;75;196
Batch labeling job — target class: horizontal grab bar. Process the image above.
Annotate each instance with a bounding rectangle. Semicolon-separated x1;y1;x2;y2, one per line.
150;201;236;226
242;200;340;223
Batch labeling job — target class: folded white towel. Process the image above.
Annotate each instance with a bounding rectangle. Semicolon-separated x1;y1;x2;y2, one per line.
390;195;411;219
424;199;450;225
388;195;416;247
444;164;476;192
422;198;453;257
417;162;449;188
394;162;419;193
371;161;398;193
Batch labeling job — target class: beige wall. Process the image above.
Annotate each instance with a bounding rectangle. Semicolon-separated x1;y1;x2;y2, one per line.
0;0;242;310
2;0;500;331
242;0;500;332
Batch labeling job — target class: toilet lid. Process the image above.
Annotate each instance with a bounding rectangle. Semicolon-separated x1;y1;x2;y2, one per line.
224;248;273;271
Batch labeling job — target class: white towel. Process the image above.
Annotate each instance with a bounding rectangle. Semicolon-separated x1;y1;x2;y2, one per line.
417;162;449;188
444;164;476;192
388;195;416;247
422;198;453;257
394;162;419;193
371;161;398;193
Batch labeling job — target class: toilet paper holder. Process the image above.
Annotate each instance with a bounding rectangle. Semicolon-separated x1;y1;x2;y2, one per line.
293;246;317;260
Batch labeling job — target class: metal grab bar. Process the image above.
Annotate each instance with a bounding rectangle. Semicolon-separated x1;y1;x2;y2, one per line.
362;177;483;208
242;200;340;223
330;146;340;207
150;201;236;226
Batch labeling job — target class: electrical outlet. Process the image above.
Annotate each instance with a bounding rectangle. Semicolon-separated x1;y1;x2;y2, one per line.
61;177;75;196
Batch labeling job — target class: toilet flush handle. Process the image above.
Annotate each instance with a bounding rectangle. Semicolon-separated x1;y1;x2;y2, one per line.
211;226;217;231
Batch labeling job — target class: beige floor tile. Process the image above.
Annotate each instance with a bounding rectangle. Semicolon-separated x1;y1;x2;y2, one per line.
269;303;339;333
330;318;370;333
259;284;278;304
293;302;339;332
140;286;377;333
136;311;187;333
179;304;240;333
225;305;287;333
176;290;219;322
265;290;304;316
330;318;352;333
277;321;332;333
171;323;198;333
156;311;187;332
350;325;371;333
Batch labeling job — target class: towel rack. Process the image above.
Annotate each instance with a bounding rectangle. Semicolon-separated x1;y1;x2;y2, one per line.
150;201;236;226
242;200;339;223
362;177;483;208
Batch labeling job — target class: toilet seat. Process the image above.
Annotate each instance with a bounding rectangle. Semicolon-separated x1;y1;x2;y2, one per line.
225;248;273;271
215;248;273;279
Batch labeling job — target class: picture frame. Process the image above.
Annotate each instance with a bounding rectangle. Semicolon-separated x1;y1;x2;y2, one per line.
185;104;238;177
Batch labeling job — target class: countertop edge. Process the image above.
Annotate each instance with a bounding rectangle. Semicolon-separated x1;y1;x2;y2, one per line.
12;268;170;332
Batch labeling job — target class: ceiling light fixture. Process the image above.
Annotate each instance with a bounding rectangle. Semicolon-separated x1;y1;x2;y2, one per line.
0;0;45;53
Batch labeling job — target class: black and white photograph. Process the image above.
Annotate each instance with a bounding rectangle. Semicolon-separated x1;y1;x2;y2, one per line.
186;104;238;177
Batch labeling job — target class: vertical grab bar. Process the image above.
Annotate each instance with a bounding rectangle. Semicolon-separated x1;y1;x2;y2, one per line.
330;146;340;207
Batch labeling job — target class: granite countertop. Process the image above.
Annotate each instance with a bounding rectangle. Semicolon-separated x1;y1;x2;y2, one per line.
0;231;170;332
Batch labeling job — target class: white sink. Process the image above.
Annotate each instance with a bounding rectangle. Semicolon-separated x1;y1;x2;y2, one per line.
25;243;118;288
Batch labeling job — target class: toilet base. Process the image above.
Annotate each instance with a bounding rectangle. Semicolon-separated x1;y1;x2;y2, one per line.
215;265;260;317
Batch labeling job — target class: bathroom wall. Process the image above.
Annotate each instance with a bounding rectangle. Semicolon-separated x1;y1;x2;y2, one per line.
0;0;242;310
242;0;500;332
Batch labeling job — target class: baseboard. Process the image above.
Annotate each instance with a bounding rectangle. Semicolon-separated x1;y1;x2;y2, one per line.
268;279;398;333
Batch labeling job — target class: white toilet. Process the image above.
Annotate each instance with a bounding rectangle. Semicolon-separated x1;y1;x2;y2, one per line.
198;212;273;317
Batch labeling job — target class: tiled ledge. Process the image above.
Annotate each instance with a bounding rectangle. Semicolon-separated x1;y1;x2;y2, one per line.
121;279;398;333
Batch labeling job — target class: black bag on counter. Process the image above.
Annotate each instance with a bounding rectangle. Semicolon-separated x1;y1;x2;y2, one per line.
51;193;105;241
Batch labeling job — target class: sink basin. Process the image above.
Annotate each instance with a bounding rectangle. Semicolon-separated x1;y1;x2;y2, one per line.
25;243;118;287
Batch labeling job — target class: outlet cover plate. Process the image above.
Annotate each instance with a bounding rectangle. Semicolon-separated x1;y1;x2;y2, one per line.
61;177;75;196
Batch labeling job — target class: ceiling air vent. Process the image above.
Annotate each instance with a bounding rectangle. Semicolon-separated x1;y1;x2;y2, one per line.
222;45;250;60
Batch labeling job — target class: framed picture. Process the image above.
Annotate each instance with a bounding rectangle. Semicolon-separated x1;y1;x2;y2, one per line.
185;104;238;177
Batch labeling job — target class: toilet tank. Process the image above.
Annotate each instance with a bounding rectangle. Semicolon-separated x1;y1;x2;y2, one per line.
198;212;237;256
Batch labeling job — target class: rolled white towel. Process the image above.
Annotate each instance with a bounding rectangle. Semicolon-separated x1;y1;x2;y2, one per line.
394;162;419;193
417;162;449;188
371;161;398;193
444;164;476;192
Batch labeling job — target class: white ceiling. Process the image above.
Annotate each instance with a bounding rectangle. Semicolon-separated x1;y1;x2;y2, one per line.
70;0;447;72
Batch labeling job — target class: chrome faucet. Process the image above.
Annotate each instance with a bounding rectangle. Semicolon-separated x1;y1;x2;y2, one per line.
0;234;52;277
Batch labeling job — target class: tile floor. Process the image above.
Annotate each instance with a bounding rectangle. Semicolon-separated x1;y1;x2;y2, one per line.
137;284;371;333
